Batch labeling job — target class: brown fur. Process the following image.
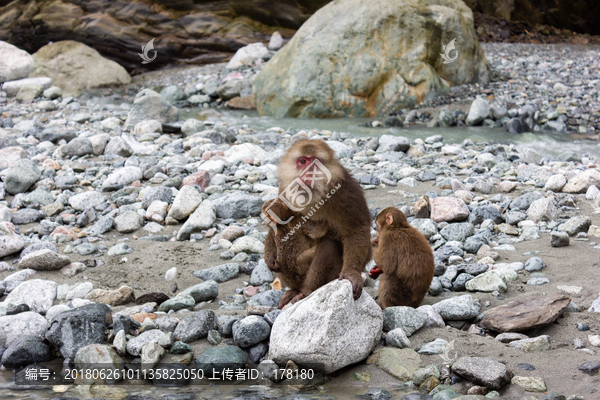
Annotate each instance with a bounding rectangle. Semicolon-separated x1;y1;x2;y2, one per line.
372;207;435;309
261;198;339;308
278;139;372;300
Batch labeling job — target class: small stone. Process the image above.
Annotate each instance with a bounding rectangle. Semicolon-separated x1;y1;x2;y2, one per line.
550;231;570;247
508;335;551;352
385;328;411;348
451;356;512;390
511;376;547;392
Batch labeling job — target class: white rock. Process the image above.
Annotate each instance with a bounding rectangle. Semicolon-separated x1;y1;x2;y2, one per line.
268;31;284;50
0;41;34;83
230;236;264;254
102;166;143;189
167;186;203;220
586;185;600;201
3;268;36;281
224;143;268;164
68;191;107;211
325;141;352;159
0;224;25;258
466;98;490;126
2;77;52;97
544;174;567;192
226;43;269;69
65;282;94;300
589;335;600;347
527;197;557;223
145;201;168;220
200;159;226;173
133;120;162;136
417;305;445;328
562;169;600;194
4;279;58;313
177;200;216;241
270;280;382;374
0;312;49;347
165;267;177;281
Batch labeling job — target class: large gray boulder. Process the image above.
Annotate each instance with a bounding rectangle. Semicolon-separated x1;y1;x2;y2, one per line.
0;41;34;83
125;89;178;127
254;0;490;118
269;280;382;374
30;40;131;97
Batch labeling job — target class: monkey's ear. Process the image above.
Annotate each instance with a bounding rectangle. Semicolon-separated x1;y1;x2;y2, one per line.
385;213;394;225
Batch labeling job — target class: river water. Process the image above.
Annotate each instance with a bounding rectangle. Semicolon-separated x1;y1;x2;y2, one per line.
181;109;600;159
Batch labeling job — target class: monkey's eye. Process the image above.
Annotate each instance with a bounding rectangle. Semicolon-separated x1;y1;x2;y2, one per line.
299;158;307;165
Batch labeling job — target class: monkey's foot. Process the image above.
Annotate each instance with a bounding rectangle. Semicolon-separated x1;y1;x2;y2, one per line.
290;292;310;304
369;266;382;279
278;290;299;309
339;272;363;300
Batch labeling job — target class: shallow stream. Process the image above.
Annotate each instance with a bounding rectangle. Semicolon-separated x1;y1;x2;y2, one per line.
183;109;600;160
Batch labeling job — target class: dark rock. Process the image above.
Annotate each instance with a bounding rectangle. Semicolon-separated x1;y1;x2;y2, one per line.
509;191;543;211
249;290;283;307
550;231;570;247
11;209;45;224
142;186;173;209
579;360;600;375
517;363;536;371
457;263;489;276
113;314;141;335
433;245;463;263
232;316;271;348
361;388;392;400
6;304;30;315
577;323;590;331
264;309;281;326
247;341;268;363
173;310;217;343
401;394;433;400
1;335;52;369
217;316;242;337
136;293;170;305
194;345;247;375
467;205;503;225
505;118;530;133
45;303;112;360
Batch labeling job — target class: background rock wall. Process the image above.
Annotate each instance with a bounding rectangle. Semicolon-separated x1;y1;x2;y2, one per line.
0;0;598;74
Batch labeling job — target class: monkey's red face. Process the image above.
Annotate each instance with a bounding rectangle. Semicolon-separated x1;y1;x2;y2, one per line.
297;156;317;185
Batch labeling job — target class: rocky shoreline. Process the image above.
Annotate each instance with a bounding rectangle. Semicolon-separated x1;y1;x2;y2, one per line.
1;34;600;400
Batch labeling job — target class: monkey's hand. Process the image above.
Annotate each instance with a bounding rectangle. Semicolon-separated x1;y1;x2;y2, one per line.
278;290;299;309
339;272;363;300
369;266;382;279
290;292;310;304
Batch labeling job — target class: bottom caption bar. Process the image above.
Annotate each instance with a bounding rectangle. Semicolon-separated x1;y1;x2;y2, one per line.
15;363;323;386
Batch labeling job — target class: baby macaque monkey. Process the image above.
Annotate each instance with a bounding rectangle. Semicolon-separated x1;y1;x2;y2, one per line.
262;199;337;308
371;207;435;309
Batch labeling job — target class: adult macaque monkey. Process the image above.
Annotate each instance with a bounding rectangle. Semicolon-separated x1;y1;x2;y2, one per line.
371;207;434;309
277;139;372;300
262;198;344;308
